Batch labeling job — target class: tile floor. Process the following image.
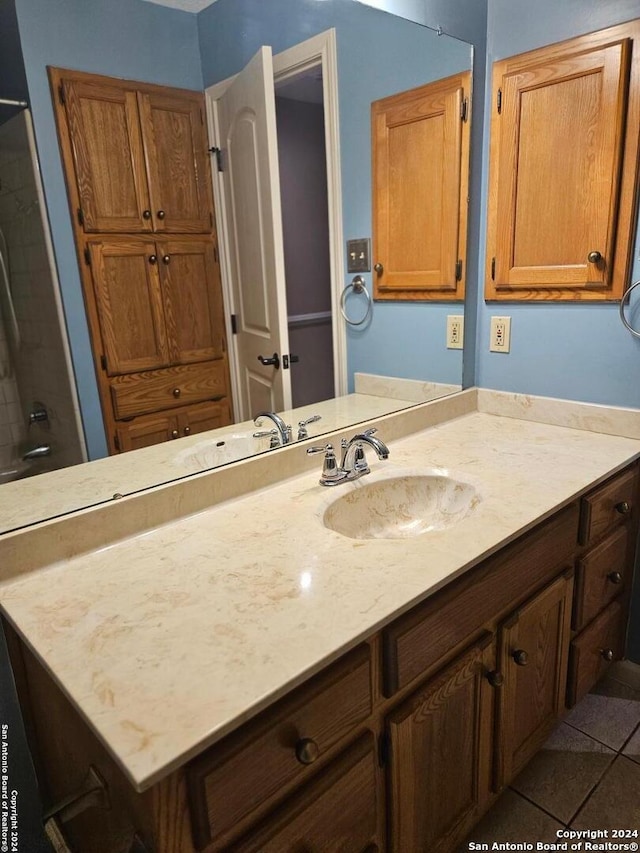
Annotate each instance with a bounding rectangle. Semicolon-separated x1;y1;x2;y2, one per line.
460;660;640;849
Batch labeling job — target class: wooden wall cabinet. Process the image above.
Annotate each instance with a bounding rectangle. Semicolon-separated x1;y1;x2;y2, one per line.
50;68;233;454
371;71;471;302
485;20;640;301
6;463;638;853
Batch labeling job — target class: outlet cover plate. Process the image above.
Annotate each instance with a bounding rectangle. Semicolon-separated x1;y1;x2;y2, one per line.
490;316;511;353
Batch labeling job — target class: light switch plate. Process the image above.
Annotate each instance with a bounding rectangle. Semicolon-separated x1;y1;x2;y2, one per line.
346;238;371;273
490;316;511;352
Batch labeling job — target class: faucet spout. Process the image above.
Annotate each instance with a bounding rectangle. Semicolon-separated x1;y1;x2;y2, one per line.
253;411;292;445
340;428;389;478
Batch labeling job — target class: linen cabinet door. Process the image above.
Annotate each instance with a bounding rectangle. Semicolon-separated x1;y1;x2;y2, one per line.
138;91;213;234
88;239;170;375
386;635;495;853
59;76;152;233
495;572;573;788
157;240;226;365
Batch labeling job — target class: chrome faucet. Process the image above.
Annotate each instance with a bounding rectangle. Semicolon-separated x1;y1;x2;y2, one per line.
253;411;292;446
307;428;389;486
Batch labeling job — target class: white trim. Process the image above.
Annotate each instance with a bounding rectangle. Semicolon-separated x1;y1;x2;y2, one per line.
272;29;347;397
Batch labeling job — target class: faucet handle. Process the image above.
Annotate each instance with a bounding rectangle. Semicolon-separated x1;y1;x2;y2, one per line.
307;444;346;486
307;443;333;455
297;414;321;440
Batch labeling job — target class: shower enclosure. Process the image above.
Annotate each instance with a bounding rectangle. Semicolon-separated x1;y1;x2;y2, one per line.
0;108;85;483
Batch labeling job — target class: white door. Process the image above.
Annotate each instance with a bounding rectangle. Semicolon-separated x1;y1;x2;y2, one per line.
214;47;292;420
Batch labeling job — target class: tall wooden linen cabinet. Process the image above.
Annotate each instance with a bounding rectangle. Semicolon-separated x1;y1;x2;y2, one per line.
49;68;233;454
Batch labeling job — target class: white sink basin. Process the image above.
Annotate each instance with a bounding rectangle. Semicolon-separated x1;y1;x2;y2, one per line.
322;473;480;540
172;433;271;470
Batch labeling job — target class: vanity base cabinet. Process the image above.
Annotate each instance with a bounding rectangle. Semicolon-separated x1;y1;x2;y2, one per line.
4;463;638;853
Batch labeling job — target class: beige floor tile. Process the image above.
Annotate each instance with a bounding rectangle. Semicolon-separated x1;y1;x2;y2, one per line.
511;723;615;823
571;756;640;831
564;681;640;750
458;789;564;851
623;724;640;765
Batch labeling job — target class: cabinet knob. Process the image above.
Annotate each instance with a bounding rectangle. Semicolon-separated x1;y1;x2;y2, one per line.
600;648;615;662
157;209;166;220
149;254;157;265
295;737;319;765
184;426;191;435
587;250;602;264
172;388;181;398
142;209;152;220
512;649;529;667
615;501;631;515
374;262;384;275
171;429;179;439
486;670;504;688
607;571;623;585
162;255;170;265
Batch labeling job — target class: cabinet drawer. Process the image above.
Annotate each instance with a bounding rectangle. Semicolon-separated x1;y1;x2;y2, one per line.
579;466;638;547
573;526;630;631
110;360;227;418
383;504;579;695
231;735;380;853
187;645;372;850
567;600;626;706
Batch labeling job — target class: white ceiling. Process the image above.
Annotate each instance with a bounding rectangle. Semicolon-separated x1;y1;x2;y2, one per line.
139;0;218;12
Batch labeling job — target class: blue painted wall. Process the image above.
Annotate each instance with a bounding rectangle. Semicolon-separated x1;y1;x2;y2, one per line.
198;0;474;389
476;0;640;407
13;0;203;459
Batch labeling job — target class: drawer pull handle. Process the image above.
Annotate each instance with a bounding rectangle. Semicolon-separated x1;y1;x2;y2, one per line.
615;501;631;515
149;254;157;265
512;649;529;667
587;250;602;264
142;209;152;220
184;426;191;435
600;648;614;662
157;209;166;220
171;429;179;439
162;254;171;265
486;670;504;688
607;571;623;585
173;388;181;398
295;737;320;765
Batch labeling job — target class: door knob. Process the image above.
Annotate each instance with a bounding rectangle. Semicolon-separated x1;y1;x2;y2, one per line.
615;501;631;515
587;251;602;264
142;209;152;220
162;255;170;265
295;737;319;765
257;353;280;369
157;209;166;220
512;649;529;666
486;670;504;687
607;571;623;585
374;262;384;275
148;254;157;264
600;648;614;662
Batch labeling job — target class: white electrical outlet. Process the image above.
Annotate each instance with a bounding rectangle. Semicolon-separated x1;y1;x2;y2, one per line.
447;315;464;349
490;316;511;352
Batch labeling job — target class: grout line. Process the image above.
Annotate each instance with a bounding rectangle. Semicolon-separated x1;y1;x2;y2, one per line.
562;717;632;754
563;752;619;827
506;786;567;827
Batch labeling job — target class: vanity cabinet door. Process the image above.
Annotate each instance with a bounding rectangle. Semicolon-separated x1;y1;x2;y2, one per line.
494;571;574;789
386;634;495;853
115;411;179;451
176;400;232;438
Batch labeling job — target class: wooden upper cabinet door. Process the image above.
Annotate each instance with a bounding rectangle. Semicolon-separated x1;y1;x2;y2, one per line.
486;23;640;301
61;79;152;233
88;239;170;375
495;572;574;789
138;91;213;233
372;71;470;302
157;239;225;364
386;634;495;853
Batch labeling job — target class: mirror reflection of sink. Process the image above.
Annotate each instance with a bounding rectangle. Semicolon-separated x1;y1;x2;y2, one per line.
172;433;272;470
322;474;480;540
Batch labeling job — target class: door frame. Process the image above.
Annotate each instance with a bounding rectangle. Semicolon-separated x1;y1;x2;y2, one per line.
205;28;346;421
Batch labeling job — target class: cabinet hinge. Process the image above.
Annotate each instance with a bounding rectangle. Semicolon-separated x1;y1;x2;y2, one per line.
100;354;107;370
461;97;468;122
455;259;463;281
230;314;237;334
77;207;84;226
58;84;65;106
491;256;496;281
378;731;390;768
209;146;224;172
497;87;502;114
84;247;91;266
113;434;121;452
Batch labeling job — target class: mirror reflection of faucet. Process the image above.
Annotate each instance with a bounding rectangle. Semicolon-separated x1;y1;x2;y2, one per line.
253;412;292;446
22;444;51;461
307;428;389;486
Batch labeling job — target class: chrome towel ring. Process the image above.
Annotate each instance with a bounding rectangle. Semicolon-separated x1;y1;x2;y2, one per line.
340;275;372;326
619;279;640;338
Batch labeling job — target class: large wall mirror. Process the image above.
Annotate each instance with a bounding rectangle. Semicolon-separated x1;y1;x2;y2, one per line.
0;0;474;533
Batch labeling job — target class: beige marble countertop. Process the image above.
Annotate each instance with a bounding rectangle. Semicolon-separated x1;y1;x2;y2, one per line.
1;399;640;792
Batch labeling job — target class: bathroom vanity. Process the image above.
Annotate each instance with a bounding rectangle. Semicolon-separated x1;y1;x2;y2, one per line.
0;390;639;852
